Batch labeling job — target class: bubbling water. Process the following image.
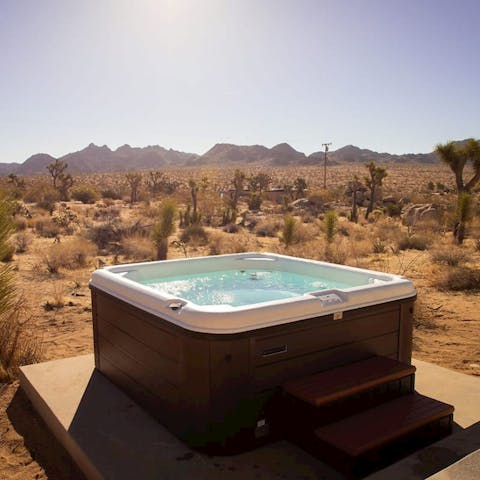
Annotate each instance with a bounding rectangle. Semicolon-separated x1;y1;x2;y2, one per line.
141;269;353;307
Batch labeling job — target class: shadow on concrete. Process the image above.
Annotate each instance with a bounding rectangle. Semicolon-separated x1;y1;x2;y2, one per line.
7;387;86;480
410;421;480;478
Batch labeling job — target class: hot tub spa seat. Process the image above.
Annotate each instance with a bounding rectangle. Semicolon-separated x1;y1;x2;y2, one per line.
89;252;417;451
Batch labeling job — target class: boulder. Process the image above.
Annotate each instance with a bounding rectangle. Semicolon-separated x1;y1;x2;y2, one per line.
402;203;442;226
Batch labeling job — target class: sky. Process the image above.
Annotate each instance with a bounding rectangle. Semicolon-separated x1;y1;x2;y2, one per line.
1;0;479;163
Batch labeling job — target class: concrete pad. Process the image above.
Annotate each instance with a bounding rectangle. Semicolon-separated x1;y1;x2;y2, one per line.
413;359;480;428
427;449;480;479
19;354;342;480
19;355;480;480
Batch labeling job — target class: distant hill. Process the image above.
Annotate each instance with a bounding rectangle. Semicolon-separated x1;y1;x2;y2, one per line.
309;145;437;164
2;139;475;176
196;142;307;166
0;144;198;175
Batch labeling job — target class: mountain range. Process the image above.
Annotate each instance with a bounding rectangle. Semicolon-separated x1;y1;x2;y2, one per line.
0;141;446;176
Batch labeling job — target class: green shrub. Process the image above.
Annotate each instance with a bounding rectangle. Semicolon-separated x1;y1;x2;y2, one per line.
72;185;99;204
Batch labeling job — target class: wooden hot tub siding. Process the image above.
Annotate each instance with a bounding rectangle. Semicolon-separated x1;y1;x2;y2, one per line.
90;286;415;448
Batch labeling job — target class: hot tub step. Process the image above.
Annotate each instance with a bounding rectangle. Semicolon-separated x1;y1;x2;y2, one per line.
313;392;454;477
283;355;416;407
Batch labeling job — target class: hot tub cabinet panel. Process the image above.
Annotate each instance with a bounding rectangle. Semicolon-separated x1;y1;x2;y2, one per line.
90;286;415;448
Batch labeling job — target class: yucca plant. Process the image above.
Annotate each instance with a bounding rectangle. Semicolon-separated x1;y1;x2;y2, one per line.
324;210;338;244
0;193;14;317
282;216;296;248
152;201;177;260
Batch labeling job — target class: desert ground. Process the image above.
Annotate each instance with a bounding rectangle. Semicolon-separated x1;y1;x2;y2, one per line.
0;163;479;479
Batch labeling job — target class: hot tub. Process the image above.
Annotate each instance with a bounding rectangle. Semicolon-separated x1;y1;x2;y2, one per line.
89;252;416;449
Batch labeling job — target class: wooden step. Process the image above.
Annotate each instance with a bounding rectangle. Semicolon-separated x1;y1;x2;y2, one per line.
314;392;454;458
283;356;416;407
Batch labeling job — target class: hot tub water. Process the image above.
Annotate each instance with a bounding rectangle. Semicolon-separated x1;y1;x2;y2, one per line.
139;269;357;307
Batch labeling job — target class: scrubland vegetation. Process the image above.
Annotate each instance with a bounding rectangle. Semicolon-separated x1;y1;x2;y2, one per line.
0;154;479;384
0;155;479;480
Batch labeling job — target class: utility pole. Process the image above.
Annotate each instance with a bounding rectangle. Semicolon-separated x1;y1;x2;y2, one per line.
322;142;332;190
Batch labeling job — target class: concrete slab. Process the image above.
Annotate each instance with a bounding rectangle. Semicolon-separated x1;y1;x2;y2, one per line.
19;354;342;480
413;359;480;428
19;355;480;480
427;449;480;479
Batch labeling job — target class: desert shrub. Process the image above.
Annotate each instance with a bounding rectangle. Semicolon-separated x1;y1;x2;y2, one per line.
87;219;123;249
430;248;468;267
325;242;349;265
209;231;258;255
436;267;480;291
0;194;41;381
13;232;31;253
397;233;433;251
52;204;79;234
41;238;96;273
254;219;281;237
14;217;28;231
293;223;317;243
223;223;240;234
34;216;60;238
0;296;43;382
120;234;154;261
385;202;403;217
72;185;99;204
101;188;123;200
93;204;121;221
282;216;297;247
180;224;209;245
372;238;388;254
24;183;60;212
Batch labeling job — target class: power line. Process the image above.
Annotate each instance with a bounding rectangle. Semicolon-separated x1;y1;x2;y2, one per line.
322;142;332;189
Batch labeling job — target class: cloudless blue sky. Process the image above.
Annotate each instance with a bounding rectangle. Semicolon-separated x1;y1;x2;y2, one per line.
1;0;479;163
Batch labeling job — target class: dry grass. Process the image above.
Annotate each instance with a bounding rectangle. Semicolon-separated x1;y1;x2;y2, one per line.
40;237;97;273
120;234;154;261
435;266;480;291
0;295;43;382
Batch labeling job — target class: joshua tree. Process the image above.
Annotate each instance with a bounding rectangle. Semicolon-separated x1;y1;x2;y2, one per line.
57;173;74;201
146;170;167;196
0;193;14;307
455;192;473;245
248;173;271;193
46;159;68;189
125;172;143;204
364;162;387;219
152;201;177;260
229;169;246;211
348;175;362;223
188;179;199;224
7;173;25;189
436;139;480;243
294;177;307;199
435;139;480;194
